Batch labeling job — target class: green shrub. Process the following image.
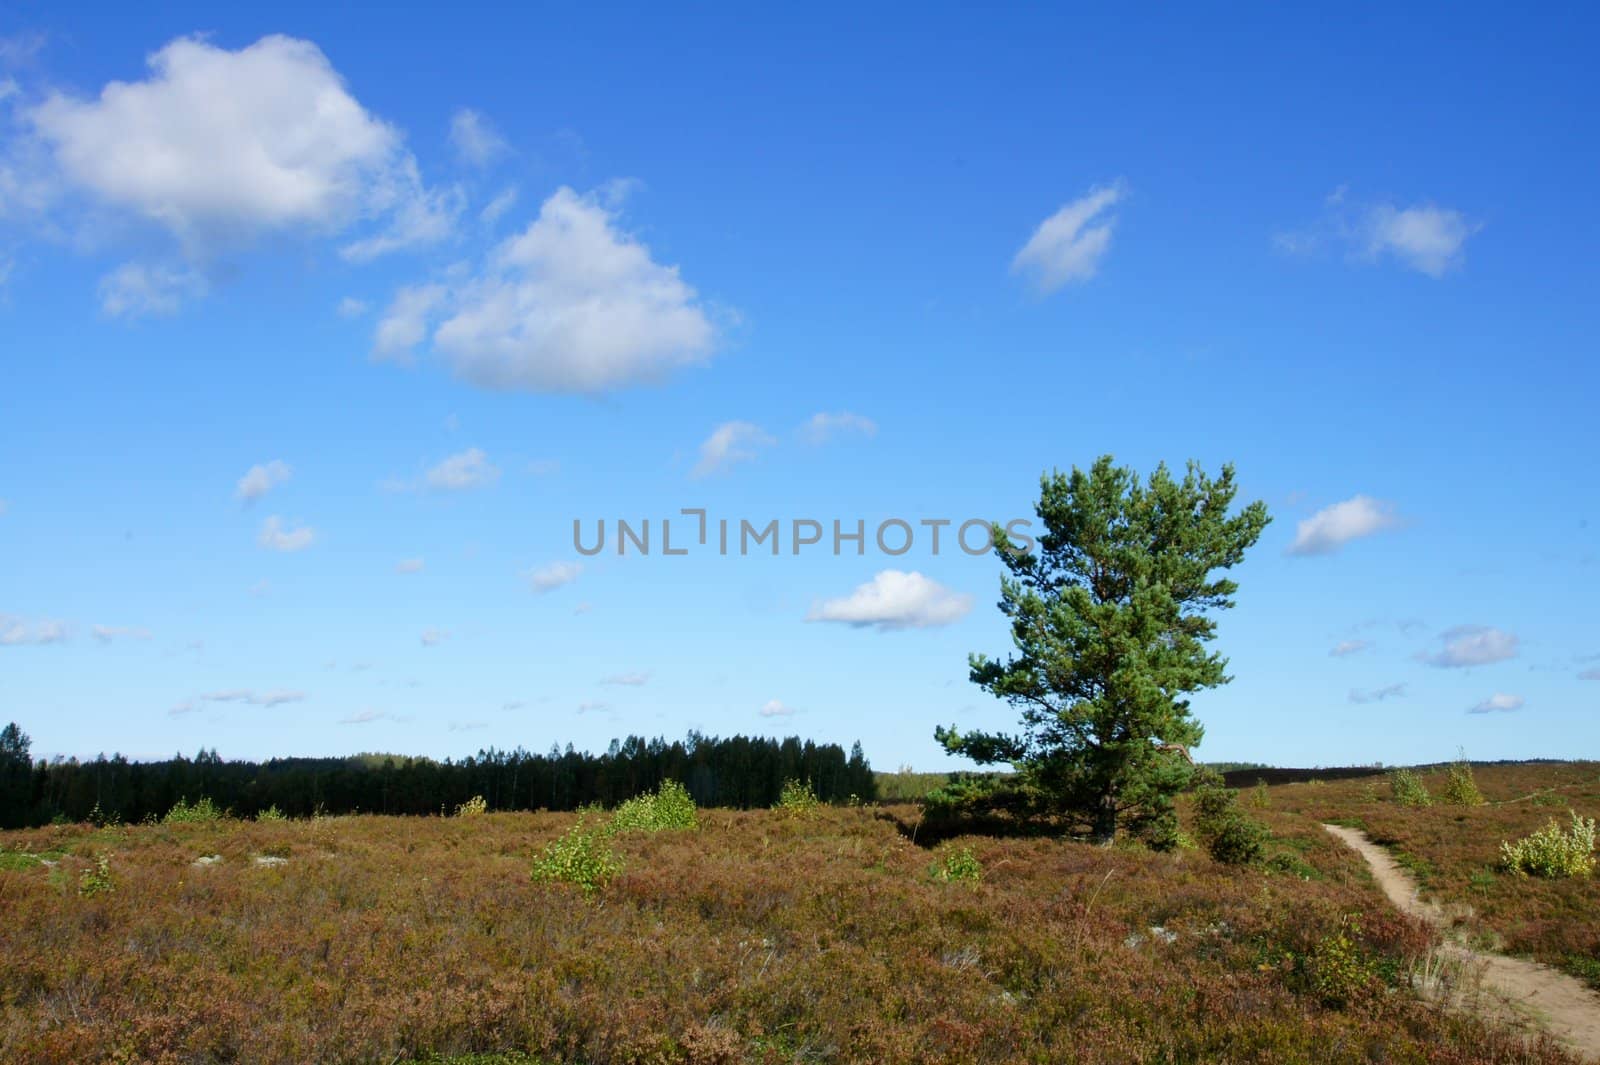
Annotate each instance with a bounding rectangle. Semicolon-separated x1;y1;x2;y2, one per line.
611;779;698;832
1531;789;1567;807
530;818;622;896
775;779;821;817
1441;752;1484;806
163;796;224;824
1192;781;1268;865
87;801;121;827
78;855;114;898
455;795;489;818
256;805;287;822
1500;812;1596;878
931;844;983;884
1307;915;1380;1009
1249;780;1271;809
1388;768;1433;807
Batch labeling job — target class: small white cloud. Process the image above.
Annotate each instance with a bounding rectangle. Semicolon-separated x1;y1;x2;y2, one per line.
480;185;518;224
1468;692;1524;714
395;557;424;574
1287;496;1401;556
420;628;448;647
806;570;973;631
373;283;448;359
528;560;582;594
338;176;463;262
424;447;499;491
98;262;204;317
1420;625;1519;668
0;615;70;645
258;515;315;552
195;688;304;707
1330;639;1371;657
577;700;608;714
235;459;291;503
337;296;369;318
759;698;796;718
91;624;152;643
1277;191;1479;279
692;421;773;478
1011;182;1125;292
1349;683;1406;704
601;670;650;687
800;411;877;445
1366;204;1478;278
450;108;507;168
340;708;399;725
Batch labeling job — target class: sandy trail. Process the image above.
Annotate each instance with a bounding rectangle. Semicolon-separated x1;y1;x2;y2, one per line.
1323;823;1600;1061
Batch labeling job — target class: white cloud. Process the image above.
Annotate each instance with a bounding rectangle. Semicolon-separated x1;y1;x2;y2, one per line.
338;172;463;262
340;708;402;725
450;108;507;168
800;411;878;445
806;570;973;631
1366;204;1477;278
395;557;424;574
98;262;204;317
373;283;448;359
26;36;438;257
601;670;650;686
1276;192;1478;279
1011;182;1124;292
528;560;582;594
692;421;773;478
1419;625;1519;668
577;700;609;714
196;688;305;707
235;459;291;503
258;515;315;552
449;719;488;732
1330;639;1371;657
424;447;499;490
91;624;151;643
759;698;796;718
1349;683;1406;704
380;186;718;392
337;296;369;318
1287;495;1400;556
0;615;70;645
1468;692;1524;714
420;628;448;646
480;185;518;224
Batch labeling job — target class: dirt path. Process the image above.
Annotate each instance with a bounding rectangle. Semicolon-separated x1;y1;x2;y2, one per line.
1323;823;1600;1061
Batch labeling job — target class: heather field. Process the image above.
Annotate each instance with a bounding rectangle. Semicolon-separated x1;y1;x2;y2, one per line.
1266;760;1600;989
3;769;1595;1065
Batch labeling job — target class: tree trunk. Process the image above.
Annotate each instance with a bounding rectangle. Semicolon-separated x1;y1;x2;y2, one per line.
1092;791;1117;846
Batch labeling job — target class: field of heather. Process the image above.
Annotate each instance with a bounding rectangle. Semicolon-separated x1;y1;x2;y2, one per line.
1267;760;1600;988
4;768;1594;1065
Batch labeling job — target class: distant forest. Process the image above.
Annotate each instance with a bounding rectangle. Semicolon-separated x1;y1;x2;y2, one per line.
0;723;876;829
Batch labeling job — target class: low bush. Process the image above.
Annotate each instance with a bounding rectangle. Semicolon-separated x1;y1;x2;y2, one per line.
163;796;224;824
1306;915;1381;1009
611;780;698;832
1500;811;1597;878
78;855;114;897
455;795;489;818
1192;780;1268;865
1388;769;1433;807
256;805;287;822
775;778;821;817
931;844;983;884
1441;753;1485;807
529;817;622;895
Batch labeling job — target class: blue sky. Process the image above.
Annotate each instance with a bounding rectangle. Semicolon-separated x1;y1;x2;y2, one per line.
1;4;1596;769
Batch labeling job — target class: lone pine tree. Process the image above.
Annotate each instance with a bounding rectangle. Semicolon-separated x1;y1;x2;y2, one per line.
937;456;1270;844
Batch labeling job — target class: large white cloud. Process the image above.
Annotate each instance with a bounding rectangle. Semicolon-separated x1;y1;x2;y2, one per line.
691;421;773;478
1287;495;1400;556
806;570;973;631
1011;183;1124;292
16;34;452;289
376;186;718;392
1419;625;1519;668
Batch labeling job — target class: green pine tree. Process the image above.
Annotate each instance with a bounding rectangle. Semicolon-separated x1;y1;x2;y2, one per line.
937;457;1270;844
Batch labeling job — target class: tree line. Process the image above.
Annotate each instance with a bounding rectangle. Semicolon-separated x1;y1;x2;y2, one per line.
0;723;875;828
